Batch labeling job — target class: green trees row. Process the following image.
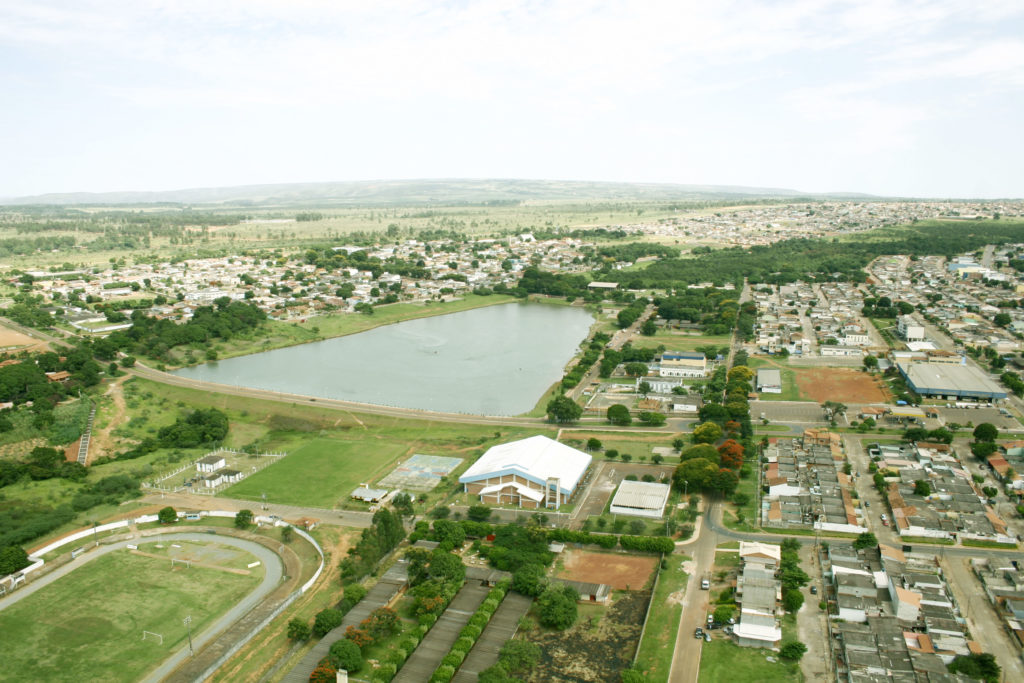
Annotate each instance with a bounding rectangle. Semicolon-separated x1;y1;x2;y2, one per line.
339;508;405;581
429;580;511;682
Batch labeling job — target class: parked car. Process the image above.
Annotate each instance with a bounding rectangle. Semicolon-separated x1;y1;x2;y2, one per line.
864;500;870;507
694;627;704;639
704;632;712;642
701;578;710;590
707;614;714;625
810;585;818;595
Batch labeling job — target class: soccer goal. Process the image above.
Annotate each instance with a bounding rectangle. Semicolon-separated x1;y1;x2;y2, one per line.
141;631;164;644
170;558;192;570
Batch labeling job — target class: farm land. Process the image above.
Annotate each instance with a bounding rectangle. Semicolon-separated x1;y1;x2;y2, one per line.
0;547;261;682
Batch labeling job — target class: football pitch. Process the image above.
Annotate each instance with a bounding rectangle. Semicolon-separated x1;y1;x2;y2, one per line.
224;437;408;507
0;547;261;682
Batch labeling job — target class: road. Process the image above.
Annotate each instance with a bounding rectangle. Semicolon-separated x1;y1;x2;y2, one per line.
568;303;654;402
141;491;374;528
667;501;718;683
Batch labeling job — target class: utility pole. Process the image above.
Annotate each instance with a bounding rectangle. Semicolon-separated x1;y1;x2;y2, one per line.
183;615;194;656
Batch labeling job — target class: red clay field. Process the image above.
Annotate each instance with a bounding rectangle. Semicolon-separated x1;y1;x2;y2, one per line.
795;367;889;403
557;549;658;590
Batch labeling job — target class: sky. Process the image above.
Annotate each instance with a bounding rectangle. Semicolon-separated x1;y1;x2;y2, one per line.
1;0;1023;199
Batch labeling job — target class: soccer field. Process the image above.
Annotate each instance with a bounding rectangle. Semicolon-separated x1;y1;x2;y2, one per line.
224;437;408;507
0;548;261;682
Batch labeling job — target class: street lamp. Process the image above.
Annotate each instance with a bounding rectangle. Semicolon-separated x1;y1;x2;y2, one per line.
183;616;194;656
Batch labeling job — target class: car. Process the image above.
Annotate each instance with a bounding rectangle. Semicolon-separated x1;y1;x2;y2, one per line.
728;617;735;624
864;500;870;507
724;625;734;635
704;632;712;642
694;628;704;639
882;518;889;526
707;614;714;625
701;578;710;590
810;585;818;595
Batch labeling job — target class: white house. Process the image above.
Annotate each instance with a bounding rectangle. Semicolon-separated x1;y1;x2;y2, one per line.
196;454;226;473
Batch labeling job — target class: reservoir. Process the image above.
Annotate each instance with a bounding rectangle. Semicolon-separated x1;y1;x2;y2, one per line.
170;302;594;415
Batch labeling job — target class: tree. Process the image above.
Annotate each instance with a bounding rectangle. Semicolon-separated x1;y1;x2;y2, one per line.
822;401;847;416
994;313;1012;327
329;638;363;673
639;411;666;426
973;423;999;442
498;639;541;674
641;319;657;336
709;468;739;496
467;505;491;522
512;563;548;597
158;506;177;524
782;587;804;613
971;441;998;460
651;453;664;465
780;641;808;660
853;531;878;550
713;604;734;623
717;439;745;470
0;545;29;575
692;422;723;444
120;355;136;368
607;404;632;426
281;525;294;543
638;381;652;397
586;437;602;452
538;584;578;629
863;355;878;370
309;659;337;683
392;492;414;517
313;608;344;637
287;618;311;641
947;652;1000;682
546;395;582;423
234;509;254;529
680;444;720;465
673;458;719;491
913;480;931;496
624;362;649;377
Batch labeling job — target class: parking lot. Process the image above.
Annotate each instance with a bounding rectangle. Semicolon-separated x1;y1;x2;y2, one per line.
752;400;828;424
934;406;1019;430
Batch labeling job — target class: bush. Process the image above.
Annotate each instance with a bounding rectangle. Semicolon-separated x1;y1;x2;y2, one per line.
287;618;311;641
538;584;579;629
780;641;808;660
431;665;456;682
313;608;344;637
461;624;482;640
442;651;466;668
619;535;674;553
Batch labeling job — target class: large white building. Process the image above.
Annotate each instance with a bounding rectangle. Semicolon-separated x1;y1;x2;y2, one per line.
897;316;926;342
609;480;671;518
459;435;592;509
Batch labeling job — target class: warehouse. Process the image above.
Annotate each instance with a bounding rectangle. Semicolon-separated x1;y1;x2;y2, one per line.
898;362;1007;401
756;368;782;394
459;435;592;509
608;480;671;518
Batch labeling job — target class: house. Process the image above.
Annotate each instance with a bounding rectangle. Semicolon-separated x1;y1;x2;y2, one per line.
459;435;592;509
196;454;226;473
202;472;224;488
554;578;611;603
739;541;782;570
898;316;926;342
219;469;242;485
351;486;389;503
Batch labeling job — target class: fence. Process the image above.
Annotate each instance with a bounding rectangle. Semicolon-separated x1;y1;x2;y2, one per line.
144;449;286;495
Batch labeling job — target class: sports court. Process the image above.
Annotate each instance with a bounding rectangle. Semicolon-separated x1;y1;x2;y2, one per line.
378;454;463;491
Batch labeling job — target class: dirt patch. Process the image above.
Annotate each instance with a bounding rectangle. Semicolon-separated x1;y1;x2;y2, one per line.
525;591;651;682
794;367;889;403
90;375;130;458
0;324;45;350
557;549;658;591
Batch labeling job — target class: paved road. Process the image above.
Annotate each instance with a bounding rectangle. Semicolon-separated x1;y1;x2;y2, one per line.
667;501;717;683
568;303;653;402
0;532;283;683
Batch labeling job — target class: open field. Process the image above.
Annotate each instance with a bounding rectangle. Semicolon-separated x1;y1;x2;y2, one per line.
523;590;651;682
633;555;689;682
557;549;659;591
631;329;732;353
698;640;803;682
0;323;44;350
224;437;409;507
0;547;261;682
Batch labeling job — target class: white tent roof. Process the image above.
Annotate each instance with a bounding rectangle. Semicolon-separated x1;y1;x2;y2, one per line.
459;435;592;495
478;481;545;502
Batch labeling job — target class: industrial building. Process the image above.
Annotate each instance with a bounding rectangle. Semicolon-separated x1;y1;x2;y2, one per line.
756;368;782;394
898;362;1007;401
608;480;671;518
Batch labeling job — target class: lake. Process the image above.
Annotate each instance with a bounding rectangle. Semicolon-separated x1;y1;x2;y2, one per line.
170;302;594;415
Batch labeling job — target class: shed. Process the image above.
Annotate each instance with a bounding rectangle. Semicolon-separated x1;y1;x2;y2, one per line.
609;480;671;519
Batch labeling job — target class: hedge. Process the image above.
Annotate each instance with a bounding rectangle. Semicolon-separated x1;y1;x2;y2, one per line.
619;535;674;553
547;528;618;549
428;580;511;683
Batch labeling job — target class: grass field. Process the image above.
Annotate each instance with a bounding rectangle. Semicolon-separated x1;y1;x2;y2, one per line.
634;555;689;682
0;548;261;682
224;437;409;507
631;330;733;353
747;357;804;401
698;640;803;682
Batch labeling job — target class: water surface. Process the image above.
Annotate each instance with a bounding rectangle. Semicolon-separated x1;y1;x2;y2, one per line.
171;302;593;415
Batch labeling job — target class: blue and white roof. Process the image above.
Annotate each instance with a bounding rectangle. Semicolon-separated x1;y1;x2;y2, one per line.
459;435;592;495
